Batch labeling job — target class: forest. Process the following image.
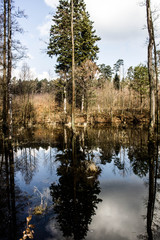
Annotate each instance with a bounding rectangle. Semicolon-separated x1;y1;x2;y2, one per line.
0;1;160;240
0;0;159;134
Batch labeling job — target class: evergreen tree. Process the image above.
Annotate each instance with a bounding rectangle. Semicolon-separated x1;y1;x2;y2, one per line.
113;73;120;90
113;59;124;74
47;0;100;72
98;64;113;88
132;64;149;104
47;0;100;116
127;66;134;86
113;59;124;81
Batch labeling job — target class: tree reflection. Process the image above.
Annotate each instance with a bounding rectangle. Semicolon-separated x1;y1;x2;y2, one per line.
137;136;160;240
50;133;102;240
128;145;149;178
15;147;38;184
84;127;150;178
0;141;16;239
0;140;31;240
1;125;157;239
146;138;159;240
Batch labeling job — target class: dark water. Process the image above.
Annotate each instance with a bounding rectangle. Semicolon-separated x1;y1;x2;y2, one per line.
0;126;160;240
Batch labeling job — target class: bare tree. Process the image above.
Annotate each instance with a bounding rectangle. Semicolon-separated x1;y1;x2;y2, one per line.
1;0;26;137
2;0;7;135
2;0;12;138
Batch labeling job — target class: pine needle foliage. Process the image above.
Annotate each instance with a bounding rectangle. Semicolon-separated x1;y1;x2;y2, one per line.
47;0;100;72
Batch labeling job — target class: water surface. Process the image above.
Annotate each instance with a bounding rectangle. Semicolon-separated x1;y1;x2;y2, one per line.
0;126;159;240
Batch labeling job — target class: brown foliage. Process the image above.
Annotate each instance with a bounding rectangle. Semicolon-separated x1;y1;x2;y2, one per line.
19;215;34;240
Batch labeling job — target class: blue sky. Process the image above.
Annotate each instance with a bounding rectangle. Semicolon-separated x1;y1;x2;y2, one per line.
13;0;160;80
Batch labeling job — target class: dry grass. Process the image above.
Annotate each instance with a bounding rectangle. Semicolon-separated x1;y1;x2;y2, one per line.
90;82;150;115
13;93;58;125
10;85;154;126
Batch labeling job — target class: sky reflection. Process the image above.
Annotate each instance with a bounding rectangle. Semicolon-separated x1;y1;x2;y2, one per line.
87;177;148;240
0;126;151;240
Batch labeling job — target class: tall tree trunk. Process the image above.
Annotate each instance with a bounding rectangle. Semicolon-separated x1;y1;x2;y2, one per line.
2;0;7;135
147;155;154;240
153;37;159;130
7;0;12;139
71;0;75;132
147;137;158;240
64;73;67;114
146;0;156;136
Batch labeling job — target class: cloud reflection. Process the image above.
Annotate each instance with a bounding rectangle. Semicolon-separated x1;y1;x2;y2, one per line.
87;180;148;240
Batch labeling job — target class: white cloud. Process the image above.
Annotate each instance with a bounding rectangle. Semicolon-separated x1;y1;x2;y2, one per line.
12;67;51;80
38;71;50;80
37;15;52;37
30;68;37;79
86;180;147;240
44;0;59;8
85;0;147;40
12;66;36;79
14;0;160;79
12;68;20;79
43;0;160;41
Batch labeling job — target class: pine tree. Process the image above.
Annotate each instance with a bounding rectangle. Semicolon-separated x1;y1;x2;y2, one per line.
98;64;113;89
132;64;149;105
47;0;100;72
113;73;120;90
47;0;100;120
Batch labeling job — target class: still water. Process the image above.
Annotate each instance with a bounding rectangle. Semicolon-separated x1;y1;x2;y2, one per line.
0;126;160;240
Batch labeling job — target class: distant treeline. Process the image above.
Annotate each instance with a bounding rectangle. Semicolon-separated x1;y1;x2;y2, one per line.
2;62;150;108
0;61;158;128
11;77;55;95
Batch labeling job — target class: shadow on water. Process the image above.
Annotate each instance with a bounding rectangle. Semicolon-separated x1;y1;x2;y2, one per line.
0;140;31;240
0;126;160;239
146;136;160;240
50;132;102;240
0;141;17;240
137;132;160;240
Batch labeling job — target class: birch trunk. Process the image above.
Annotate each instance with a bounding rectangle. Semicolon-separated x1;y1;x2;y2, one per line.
146;0;156;135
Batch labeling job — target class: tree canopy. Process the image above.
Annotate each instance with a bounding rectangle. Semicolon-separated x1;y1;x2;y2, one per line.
47;0;100;72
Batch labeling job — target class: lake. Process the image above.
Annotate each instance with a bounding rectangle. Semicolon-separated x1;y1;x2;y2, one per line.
0;125;160;240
